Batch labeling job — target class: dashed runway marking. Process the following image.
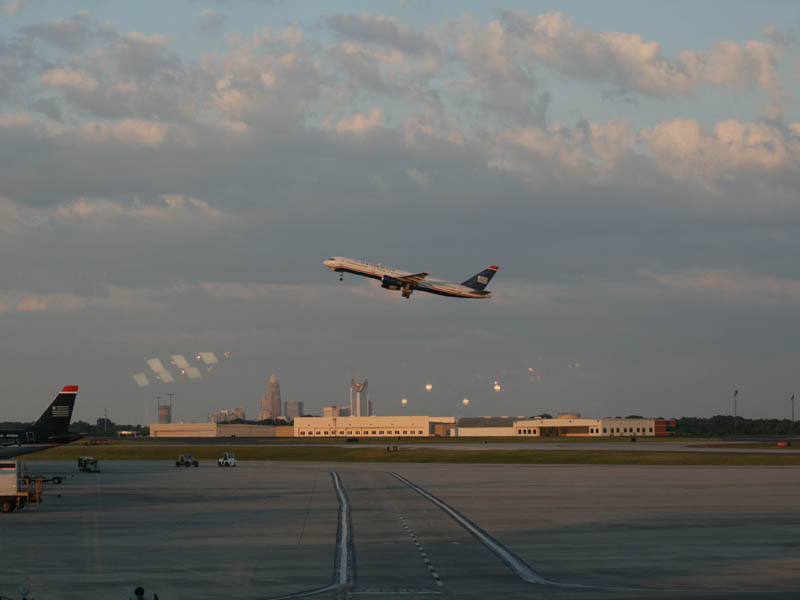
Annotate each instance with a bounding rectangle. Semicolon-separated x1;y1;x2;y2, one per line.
382;486;444;590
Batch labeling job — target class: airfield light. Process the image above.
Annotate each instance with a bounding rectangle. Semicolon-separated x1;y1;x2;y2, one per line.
462;398;469;405
425;383;432;391
494;383;502;392
401;397;408;405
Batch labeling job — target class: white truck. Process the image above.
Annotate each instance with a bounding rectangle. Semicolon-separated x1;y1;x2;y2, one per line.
217;452;237;467
0;461;19;513
1;461;42;513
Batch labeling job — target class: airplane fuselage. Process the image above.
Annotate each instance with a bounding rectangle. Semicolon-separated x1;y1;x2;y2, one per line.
0;430;83;459
323;257;497;299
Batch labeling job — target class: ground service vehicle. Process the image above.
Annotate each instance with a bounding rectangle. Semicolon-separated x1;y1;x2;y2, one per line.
1;461;43;513
217;452;236;467
176;454;199;467
78;456;100;472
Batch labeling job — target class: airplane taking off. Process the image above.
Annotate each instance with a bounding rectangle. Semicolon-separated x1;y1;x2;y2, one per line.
0;386;82;458
323;257;499;299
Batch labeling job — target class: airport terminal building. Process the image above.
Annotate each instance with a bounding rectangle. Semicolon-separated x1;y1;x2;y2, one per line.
149;423;293;438
149;415;673;438
293;415;456;438
513;415;676;437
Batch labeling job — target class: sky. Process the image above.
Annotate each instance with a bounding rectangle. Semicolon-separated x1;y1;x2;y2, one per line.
1;0;799;424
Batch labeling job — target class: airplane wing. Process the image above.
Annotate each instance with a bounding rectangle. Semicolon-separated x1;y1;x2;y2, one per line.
397;272;428;285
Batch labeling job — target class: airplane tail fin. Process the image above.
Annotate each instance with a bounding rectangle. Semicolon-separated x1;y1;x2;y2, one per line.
32;386;78;433
461;266;499;291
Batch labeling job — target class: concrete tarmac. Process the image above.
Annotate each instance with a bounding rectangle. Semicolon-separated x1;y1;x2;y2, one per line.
1;461;798;599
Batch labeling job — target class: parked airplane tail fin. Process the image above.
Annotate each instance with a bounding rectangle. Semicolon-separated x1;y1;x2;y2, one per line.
461;266;499;291
32;386;78;432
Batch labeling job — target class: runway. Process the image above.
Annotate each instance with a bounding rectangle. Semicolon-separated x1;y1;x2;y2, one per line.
2;461;799;599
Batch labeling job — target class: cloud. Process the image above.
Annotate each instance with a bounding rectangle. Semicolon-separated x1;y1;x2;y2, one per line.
643;268;800;309
0;0;29;16
334;107;384;134
490;11;786;115
78;118;171;147
41;66;99;93
405;167;428;185
762;25;797;48
326;13;440;57
641;118;800;179
21;12;96;50
195;9;226;35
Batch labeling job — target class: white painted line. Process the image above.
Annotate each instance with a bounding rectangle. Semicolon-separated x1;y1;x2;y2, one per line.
331;471;351;587
262;472;351;600
389;472;550;585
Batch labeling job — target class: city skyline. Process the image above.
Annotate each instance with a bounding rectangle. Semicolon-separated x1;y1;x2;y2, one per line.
0;2;799;423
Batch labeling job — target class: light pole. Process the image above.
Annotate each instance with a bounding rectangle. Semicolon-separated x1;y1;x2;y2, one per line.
792;394;795;422
733;389;739;435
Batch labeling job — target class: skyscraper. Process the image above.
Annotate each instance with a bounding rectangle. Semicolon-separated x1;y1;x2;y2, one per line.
260;373;282;420
284;401;304;419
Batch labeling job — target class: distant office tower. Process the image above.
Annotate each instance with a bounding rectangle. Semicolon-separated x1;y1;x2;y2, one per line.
350;378;369;417
284;401;304;419
323;405;350;418
260;374;282;420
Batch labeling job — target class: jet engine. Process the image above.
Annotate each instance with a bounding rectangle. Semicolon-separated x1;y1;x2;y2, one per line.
381;275;402;290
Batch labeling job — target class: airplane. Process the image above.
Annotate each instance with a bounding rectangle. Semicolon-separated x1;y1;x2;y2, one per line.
323;257;499;299
0;386;83;458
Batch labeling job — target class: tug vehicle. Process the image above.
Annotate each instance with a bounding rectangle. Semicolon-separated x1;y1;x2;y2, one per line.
217;452;236;467
176;454;199;467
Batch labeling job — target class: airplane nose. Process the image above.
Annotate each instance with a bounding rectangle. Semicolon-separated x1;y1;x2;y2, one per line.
323;259;334;268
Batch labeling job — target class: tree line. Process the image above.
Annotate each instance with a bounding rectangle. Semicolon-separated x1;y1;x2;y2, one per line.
675;416;800;436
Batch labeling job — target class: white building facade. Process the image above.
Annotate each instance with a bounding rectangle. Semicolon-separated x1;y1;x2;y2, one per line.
293;415;456;438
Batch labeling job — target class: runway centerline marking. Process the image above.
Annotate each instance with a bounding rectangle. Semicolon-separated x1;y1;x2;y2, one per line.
388;471;549;585
382;487;444;589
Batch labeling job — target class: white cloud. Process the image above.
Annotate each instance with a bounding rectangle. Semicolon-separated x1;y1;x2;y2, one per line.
488;10;786;115
641;118;799;176
78;118;170;147
326;13;439;57
643;268;800;309
335;107;384;134
41;67;99;93
0;0;30;16
195;9;226;35
405;168;429;185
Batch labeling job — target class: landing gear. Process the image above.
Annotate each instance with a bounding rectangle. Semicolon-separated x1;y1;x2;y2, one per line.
339;272;343;282
401;285;413;299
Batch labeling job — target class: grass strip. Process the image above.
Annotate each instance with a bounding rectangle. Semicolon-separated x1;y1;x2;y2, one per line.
27;444;800;466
